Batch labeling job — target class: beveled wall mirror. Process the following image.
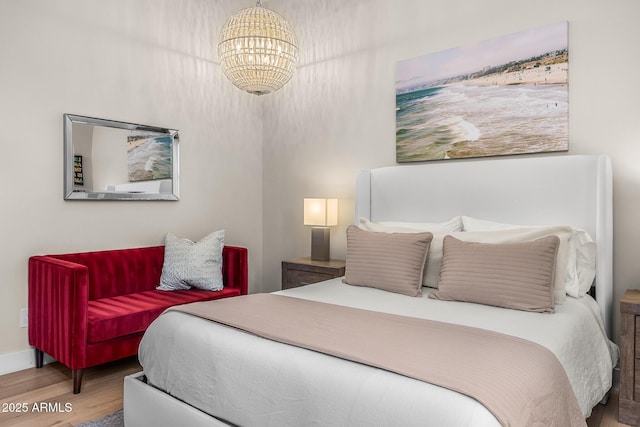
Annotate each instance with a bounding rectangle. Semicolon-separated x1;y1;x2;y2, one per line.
63;114;179;200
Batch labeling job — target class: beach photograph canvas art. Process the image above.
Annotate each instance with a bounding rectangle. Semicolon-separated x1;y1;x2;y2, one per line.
127;132;173;182
395;22;568;162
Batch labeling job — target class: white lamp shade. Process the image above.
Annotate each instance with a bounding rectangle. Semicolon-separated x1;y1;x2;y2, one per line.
304;198;338;226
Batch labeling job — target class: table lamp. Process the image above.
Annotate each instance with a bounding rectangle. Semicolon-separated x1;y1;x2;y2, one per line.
304;198;338;261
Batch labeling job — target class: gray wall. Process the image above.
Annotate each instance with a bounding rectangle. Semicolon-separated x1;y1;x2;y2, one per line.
1;0;639;367
263;0;640;346
0;0;264;361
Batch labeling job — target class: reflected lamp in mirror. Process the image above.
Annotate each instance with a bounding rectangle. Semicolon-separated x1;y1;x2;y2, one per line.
63;114;179;201
303;198;338;261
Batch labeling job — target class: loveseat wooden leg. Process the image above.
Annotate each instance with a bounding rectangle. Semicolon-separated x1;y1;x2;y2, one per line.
34;348;43;368
72;369;84;394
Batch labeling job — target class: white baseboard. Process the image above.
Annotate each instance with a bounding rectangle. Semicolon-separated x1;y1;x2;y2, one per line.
0;349;55;376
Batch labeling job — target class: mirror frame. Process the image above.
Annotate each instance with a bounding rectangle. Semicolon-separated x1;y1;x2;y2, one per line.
63;114;180;201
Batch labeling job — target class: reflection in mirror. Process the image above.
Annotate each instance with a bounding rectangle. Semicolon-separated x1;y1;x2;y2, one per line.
64;114;179;200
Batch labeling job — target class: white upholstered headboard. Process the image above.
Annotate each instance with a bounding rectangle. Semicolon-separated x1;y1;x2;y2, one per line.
355;155;613;336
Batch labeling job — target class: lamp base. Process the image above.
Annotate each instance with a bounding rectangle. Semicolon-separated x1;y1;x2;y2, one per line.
311;227;330;261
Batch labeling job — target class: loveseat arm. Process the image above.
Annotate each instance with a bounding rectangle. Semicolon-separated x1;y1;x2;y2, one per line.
28;256;89;369
222;246;248;295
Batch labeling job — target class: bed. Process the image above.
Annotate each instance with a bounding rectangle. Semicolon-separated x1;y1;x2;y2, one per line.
125;154;618;427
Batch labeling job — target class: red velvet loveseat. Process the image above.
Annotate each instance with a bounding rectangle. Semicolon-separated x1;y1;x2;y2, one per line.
28;245;248;394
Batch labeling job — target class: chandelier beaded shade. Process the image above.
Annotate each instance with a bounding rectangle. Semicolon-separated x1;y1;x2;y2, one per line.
218;1;298;95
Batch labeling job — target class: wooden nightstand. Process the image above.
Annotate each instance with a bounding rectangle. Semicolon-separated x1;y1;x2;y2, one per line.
620;289;640;425
281;257;346;290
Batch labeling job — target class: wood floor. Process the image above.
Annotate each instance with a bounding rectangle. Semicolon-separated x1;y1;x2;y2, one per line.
0;357;141;427
0;356;634;426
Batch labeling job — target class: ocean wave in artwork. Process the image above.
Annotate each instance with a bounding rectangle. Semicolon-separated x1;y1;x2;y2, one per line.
396;83;568;162
127;135;172;182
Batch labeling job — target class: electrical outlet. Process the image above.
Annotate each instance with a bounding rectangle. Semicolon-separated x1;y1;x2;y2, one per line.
19;308;28;328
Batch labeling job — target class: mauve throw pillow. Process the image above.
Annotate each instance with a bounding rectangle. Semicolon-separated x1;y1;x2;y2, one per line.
429;235;560;312
157;230;225;291
343;225;432;297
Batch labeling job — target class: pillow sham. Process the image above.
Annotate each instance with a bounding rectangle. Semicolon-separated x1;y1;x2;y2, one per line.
358;218;459;290
157;230;225;291
461;216;596;298
343;225;432;297
447;227;572;304
429;235;560;313
359;218;570;303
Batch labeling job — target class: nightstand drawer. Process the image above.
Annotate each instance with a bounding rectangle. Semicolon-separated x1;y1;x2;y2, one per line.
636;316;640;359
620;290;640;425
281;257;346;290
636;361;640;398
286;270;334;289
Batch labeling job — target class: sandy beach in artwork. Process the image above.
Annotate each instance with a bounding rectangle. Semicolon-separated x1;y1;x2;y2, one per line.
463;62;567;86
395;60;568;162
127;135;173;182
395;22;568;162
127;136;151;152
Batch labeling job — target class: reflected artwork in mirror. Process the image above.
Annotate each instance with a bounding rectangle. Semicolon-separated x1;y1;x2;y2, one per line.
63;114;180;200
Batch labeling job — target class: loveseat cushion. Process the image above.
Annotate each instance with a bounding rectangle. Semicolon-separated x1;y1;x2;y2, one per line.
87;288;241;343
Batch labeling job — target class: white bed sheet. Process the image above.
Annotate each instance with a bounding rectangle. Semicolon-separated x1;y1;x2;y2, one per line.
138;279;618;427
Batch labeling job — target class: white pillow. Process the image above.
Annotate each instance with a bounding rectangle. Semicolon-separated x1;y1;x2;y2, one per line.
462;216;596;298
570;231;596;297
359;216;463;233
157;230;225;291
378;216;463;233
359;217;462;289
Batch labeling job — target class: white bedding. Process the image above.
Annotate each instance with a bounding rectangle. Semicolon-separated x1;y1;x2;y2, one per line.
138;279;618;427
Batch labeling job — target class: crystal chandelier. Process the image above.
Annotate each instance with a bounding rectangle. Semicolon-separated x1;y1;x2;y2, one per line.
218;0;298;95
